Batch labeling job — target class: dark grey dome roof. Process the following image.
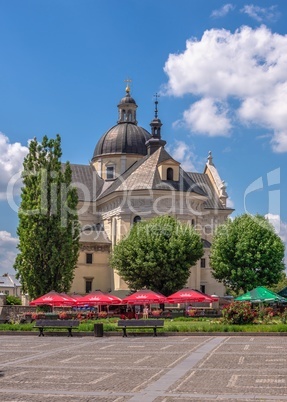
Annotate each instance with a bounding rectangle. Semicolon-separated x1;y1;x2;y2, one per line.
93;123;151;158
119;94;136;105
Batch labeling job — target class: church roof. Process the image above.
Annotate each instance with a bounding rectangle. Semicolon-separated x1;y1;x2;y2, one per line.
68;153;231;211
0;274;21;288
187;172;232;210
97;147;207;200
118;93;136;105
92;123;151;158
92;88;152;159
68;163;104;201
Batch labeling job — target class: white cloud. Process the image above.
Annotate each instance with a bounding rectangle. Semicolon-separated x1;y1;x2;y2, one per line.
182;98;232;136
241;5;280;23
265;213;287;266
167;140;198;172
0;133;29;200
163;25;287;152
226;197;234;209
271;130;287;153
265;214;287;242
0;231;18;276
211;4;235;18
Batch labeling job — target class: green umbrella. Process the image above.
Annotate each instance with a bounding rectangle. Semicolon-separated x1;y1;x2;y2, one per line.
235;286;287;303
278;287;287;298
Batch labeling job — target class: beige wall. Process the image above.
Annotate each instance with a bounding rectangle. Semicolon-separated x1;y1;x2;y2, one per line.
92;154;143;179
158;161;180;181
71;248;111;294
200;259;225;296
0;286;21;297
72;167;231;296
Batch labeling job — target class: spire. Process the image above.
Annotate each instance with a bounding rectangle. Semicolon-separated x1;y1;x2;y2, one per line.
150;93;163;139
154;93;159;119
146;93;166;155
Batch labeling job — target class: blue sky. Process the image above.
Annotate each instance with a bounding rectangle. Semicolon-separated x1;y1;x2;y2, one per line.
0;0;287;275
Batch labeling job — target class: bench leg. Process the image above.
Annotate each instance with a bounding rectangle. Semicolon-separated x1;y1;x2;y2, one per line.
68;328;73;337
122;328;127;337
38;328;44;337
153;327;157;337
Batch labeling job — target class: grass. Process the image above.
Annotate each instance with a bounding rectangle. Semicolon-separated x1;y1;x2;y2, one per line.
0;317;287;334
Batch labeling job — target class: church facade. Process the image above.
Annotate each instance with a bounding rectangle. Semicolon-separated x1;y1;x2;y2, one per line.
69;86;233;297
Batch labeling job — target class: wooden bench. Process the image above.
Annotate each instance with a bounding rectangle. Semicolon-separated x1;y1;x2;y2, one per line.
35;319;79;337
117;319;164;337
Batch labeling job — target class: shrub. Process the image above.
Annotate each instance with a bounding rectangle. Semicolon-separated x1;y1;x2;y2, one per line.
31;312;42;320
6;295;21;305
36;305;52;313
256;306;275;323
280;308;287;324
222;301;255;324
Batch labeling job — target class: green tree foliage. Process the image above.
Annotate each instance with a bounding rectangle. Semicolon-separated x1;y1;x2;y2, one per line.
5;295;22;305
14;135;80;299
110;215;204;296
210;214;285;293
269;272;287;294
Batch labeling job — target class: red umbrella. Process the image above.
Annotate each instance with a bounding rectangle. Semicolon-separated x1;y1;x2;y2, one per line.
29;290;75;307
60;293;78;306
122;289;167;305
167;288;214;304
194;290;219;302
105;293;123;304
76;291;122;306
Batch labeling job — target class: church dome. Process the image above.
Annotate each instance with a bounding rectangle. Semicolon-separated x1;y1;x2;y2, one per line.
93;123;151;158
119;93;136;105
92;85;151;159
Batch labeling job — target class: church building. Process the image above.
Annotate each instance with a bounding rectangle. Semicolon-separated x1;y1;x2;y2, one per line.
69;85;233;297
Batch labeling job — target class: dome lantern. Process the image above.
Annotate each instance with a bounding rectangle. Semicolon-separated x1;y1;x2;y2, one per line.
117;85;138;124
92;85;151;160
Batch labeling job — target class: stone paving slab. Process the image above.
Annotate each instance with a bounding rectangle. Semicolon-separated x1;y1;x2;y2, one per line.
0;335;287;401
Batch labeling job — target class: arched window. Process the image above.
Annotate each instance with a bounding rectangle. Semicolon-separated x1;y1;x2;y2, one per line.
106;166;114;180
167;167;174;180
133;215;141;224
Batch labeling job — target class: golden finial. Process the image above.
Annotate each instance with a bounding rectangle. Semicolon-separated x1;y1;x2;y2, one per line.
124;78;132;94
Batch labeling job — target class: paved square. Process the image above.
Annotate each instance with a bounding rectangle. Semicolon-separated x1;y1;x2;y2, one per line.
1;334;287;401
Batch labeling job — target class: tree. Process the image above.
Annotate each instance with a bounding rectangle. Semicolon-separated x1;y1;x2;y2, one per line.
210;214;285;293
110;215;204;296
269;272;287;294
14;135;80;299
